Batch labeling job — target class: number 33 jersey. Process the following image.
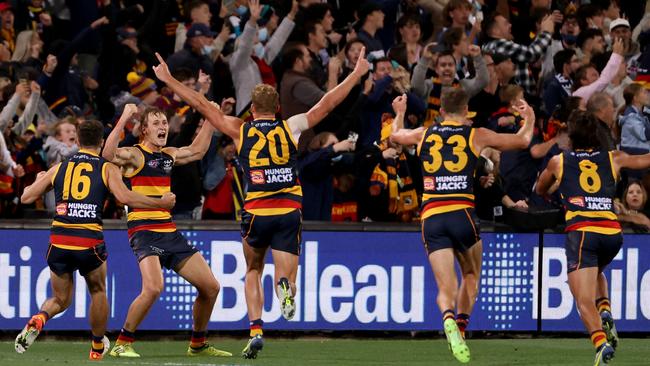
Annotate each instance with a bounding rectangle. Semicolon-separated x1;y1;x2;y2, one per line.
238;118;302;215
418;121;480;220
558;150;621;234
50;149;110;249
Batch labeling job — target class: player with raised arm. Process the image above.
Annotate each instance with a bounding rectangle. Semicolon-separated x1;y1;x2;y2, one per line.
102;105;231;358
14;120;176;360
536;111;650;366
391;89;535;363
153;47;369;359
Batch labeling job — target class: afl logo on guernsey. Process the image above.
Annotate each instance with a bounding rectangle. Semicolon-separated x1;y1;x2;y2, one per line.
250;170;265;184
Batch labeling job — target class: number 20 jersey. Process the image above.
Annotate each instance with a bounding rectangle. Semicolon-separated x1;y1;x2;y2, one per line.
50;150;110;249
238;118;302;215
418;121;479;220
558;150;621;234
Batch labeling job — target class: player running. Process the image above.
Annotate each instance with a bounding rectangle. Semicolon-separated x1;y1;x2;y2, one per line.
391;89;534;363
102;104;231;358
15;120;175;360
152;47;369;358
535;111;650;365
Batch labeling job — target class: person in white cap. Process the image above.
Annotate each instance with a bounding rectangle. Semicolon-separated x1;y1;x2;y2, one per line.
610;18;641;78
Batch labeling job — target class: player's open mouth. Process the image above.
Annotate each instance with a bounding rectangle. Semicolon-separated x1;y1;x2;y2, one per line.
157;132;166;139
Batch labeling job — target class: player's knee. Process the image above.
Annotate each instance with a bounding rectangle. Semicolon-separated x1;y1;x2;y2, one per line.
86;280;106;295
198;280;220;299
142;283;163;299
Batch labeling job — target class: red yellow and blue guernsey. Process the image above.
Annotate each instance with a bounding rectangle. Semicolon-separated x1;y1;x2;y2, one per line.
558;150;621;234
417;121;479;220
124;144;176;237
50;149;110;250
237;118;302;215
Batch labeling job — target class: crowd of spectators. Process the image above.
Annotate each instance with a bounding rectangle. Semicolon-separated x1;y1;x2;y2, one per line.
1;0;650;229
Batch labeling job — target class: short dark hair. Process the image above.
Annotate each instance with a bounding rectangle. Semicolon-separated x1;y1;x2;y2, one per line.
481;12;502;39
576;28;603;49
576;4;603;31
441;88;469;115
568;110;602;150
395;13;420;43
373;57;392;70
553;49;576;74
303;3;331;23
77;120;104;148
442;27;465;49
304;20;321;43
436;50;456;66
172;67;195;82
283;43;306;71
187;0;207;13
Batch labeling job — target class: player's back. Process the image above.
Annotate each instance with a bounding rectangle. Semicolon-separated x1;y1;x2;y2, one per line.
50;149;110;249
558;149;621;234
418;121;479;219
238;118;302;215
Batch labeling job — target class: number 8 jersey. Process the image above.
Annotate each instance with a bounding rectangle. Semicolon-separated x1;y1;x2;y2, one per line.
238;118;302;215
50;149;110;249
418;121;479;220
558;150;621;234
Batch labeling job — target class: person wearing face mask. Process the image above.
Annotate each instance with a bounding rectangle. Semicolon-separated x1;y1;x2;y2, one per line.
166;23;216;76
230;0;298;115
539;12;581;82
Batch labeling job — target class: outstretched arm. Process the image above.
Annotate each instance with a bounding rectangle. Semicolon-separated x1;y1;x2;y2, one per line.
474;99;535;152
153;53;242;141
612;150;650;172
390;127;426;146
105;163;176;209
305;47;370;128
21;164;58;203
164;120;215;165
102;103;140;166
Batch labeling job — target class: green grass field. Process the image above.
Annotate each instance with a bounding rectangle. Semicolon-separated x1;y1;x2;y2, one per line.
1;338;649;365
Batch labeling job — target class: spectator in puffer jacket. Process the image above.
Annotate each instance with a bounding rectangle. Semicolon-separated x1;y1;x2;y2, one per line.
619;83;650;155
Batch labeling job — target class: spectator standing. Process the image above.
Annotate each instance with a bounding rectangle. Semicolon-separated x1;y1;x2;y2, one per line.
482;12;555;96
230;0;298;115
356;2;385;60
543;49;581;114
412;46;487;126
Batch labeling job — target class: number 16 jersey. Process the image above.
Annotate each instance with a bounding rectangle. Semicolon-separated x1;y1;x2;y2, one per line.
418;121;479;220
238;118;302;215
50;149;109;249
